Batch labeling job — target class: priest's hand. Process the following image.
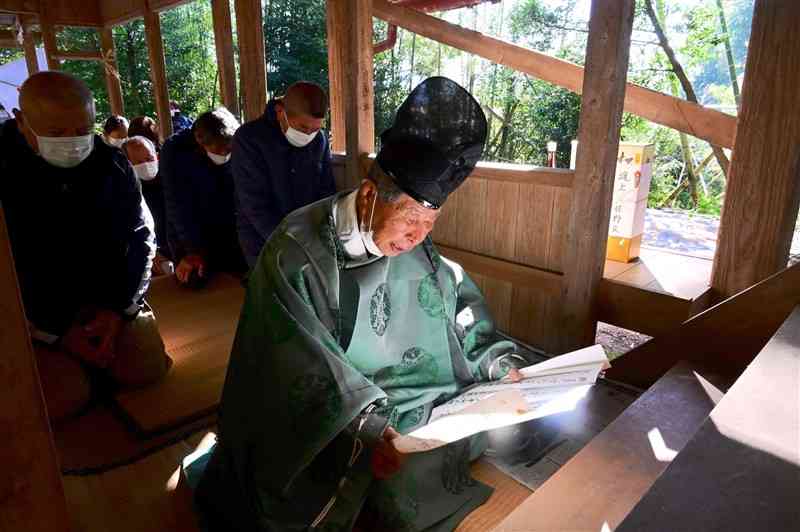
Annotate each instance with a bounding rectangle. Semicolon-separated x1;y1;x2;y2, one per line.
371;426;406;479
505;368;524;383
176;254;206;284
62;309;122;368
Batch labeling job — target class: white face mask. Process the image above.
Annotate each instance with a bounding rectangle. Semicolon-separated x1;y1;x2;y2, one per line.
105;135;126;148
359;194;384;258
207;151;231;165
133;160;159;181
35;132;95;169
281;112;318;148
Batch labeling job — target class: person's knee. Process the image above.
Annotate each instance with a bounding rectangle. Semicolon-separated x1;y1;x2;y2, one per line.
109;306;172;389
35;346;91;424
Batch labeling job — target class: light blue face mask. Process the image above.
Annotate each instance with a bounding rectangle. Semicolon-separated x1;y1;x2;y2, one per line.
281;111;318;148
34;131;94;168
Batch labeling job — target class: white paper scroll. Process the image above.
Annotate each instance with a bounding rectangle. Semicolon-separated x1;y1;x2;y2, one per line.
393;344;609;454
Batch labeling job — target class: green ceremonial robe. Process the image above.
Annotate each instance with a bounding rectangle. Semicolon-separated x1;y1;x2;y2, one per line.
194;192;518;531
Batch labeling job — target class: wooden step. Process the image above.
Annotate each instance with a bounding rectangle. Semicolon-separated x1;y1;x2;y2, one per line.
616;306;800;532
493;361;732;531
607;261;800;389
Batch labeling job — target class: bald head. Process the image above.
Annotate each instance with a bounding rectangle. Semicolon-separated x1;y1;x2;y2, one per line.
123;136;157;166
15;71;96;151
276;81;327;137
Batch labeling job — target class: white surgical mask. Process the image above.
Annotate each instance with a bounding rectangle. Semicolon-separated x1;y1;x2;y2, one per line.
105;135;126;148
281;112;318;148
207;151;231;165
34;131;95;169
359;194;384;258
133;160;159;181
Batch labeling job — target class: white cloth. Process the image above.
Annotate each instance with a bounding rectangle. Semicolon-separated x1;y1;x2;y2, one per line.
333;190;369;261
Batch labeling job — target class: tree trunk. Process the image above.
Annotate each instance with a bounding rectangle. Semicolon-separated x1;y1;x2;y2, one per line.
715;0;741;107
645;0;729;178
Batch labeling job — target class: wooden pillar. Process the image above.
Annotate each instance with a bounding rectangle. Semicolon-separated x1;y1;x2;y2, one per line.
0;207;71;532
711;0;800;298
234;0;267;122
211;0;239;118
142;3;173;141
99;27;125;116
39;11;60;71
342;0;375;189
557;0;635;353
326;0;347;153
20;16;39;76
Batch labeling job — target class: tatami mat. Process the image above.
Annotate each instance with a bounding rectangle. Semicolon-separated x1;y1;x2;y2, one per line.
114;273;244;434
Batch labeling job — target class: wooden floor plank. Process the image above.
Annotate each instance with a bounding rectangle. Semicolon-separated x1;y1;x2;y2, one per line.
114;274;244;434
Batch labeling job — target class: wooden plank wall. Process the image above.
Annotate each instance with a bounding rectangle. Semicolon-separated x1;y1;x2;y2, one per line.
433;175;571;353
331;156;572;353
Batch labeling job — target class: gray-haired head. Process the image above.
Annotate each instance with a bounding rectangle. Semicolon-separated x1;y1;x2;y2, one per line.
368;161;404;204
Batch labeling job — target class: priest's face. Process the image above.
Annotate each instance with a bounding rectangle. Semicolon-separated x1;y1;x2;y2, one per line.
358;181;440;256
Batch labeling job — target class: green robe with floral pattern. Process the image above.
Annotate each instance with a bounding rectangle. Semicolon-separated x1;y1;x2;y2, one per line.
194;192;517;531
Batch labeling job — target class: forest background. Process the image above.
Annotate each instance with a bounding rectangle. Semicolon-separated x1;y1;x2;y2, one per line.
0;0;754;215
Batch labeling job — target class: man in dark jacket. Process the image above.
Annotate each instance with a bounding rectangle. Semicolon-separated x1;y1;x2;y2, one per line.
123;135;171;265
160;107;245;286
232;81;337;267
0;72;171;423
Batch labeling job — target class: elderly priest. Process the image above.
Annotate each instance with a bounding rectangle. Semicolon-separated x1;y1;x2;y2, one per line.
194;77;526;532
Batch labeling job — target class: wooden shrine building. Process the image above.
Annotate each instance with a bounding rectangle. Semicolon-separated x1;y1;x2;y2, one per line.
1;0;798;531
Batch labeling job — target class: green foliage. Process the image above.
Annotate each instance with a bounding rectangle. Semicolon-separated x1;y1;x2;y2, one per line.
0;48;24;66
264;0;329;95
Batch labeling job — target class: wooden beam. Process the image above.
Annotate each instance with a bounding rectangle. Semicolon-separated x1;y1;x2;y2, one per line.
326;0;347;152
210;0;238;117
20;17;39;75
607;261;800;389
342;0;375;189
0;38;22;48
39;9;59;70
372;0;737;149
360;152;574;187
471;162;574;188
99;27;124;116
438;244;562;297
234;0;267;122
51;49;103;61
557;0;634;353
0;206;71;532
711;0;800;298
597;279;694;337
142;3;173;141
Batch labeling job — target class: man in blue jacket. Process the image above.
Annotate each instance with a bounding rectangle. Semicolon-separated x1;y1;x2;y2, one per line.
0;72;171;423
160;107;245;286
232;81;337;267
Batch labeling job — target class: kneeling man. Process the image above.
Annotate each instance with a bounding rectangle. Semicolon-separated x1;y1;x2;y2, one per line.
0;72;171;423
196;77;524;531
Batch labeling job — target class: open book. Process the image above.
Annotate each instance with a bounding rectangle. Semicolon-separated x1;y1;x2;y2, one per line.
393;344;610;454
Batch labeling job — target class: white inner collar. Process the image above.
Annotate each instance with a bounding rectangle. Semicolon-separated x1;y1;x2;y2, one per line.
334;190;376;261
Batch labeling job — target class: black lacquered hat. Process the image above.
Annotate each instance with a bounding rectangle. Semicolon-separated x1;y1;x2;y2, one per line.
375;76;487;209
